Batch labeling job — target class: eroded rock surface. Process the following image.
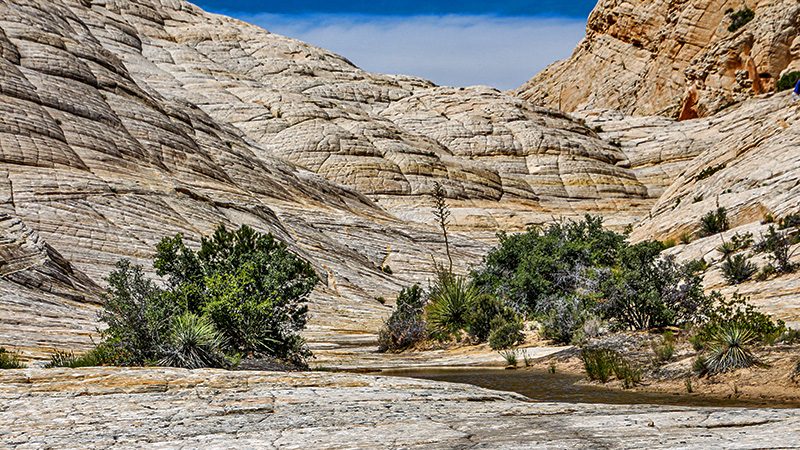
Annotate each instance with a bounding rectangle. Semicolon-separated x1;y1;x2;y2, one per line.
2;368;799;449
518;0;800;118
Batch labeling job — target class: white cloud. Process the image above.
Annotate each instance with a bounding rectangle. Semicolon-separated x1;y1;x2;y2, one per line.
241;14;586;90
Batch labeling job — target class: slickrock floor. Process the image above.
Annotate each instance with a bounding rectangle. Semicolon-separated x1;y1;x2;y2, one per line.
1;368;799;449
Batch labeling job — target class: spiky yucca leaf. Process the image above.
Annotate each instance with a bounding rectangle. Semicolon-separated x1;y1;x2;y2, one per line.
426;272;484;341
705;325;758;374
159;313;229;369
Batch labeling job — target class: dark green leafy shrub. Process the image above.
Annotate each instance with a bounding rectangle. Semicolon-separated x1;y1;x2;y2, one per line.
466;295;518;343
100;260;176;365
696;164;725;181
599;244;713;330
699;207;730;237
727;7;755;32
488;316;524;350
381;265;393;275
0;348;24;369
472;215;625;313
685;258;709;274
100;225;318;367
777;71;800;92
755;226;796;274
704;324;758;374
378;285;427;352
159;313;231;369
721;254;757;285
699;293;785;344
779;213;800;230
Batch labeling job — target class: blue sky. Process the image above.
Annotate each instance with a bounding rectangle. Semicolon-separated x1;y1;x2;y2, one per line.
193;1;596;89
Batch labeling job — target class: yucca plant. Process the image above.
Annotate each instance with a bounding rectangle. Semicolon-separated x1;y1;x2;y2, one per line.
0;348;25;369
159;313;231;369
721;254;757;285
426;272;480;341
705;324;758;374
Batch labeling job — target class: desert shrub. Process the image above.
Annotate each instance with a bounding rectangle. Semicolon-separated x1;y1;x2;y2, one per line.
777;71;800;92
652;331;676;362
704;324;758;374
0;348;24;369
158;313;231;369
426;272;476;341
779;213;800;230
755;226;796;274
378;285;427;352
466;295;518;343
381;265;393;275
488;316;524;350
45;345;116;368
99;260;176;365
689;333;706;351
540;296;591;344
582;348;639;386
472;215;625;313
679;232;693;245
692;355;709;376
727;7;755;32
696;164;725;181
699;207;730;237
699;293;785;344
499;349;519;367
717;232;753;258
99;224;318;367
599;244;713;330
721;254;757;285
685;258;709;274
613;358;642;389
756;264;777;281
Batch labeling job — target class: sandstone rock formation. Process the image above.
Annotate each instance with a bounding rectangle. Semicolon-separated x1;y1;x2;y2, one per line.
3;367;800;448
518;0;800;118
0;0;673;358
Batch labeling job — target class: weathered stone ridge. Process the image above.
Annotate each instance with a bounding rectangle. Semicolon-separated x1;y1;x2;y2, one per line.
518;0;800;118
2;368;799;449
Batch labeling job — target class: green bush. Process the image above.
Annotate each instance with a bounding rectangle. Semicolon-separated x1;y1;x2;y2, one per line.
652;332;676;362
0;348;25;369
378;285;427;352
777;71;800;92
755;226;796;274
599;244;713;330
99;224;318;367
467;295;518;343
159;313;231;369
472;215;625;313
699;293;785;344
779;213;800;230
727;7;755;32
488;316;524;350
699;207;730;237
721;254;757;285
540;296;591;344
45;345;116;368
426;272;476;341
704;324;758;374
